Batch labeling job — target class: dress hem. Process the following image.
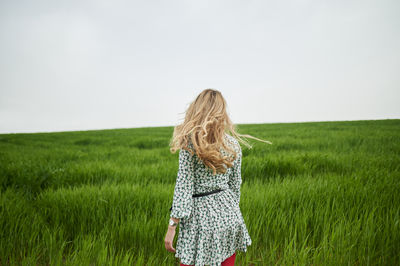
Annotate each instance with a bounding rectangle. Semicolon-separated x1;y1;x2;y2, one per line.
175;241;251;266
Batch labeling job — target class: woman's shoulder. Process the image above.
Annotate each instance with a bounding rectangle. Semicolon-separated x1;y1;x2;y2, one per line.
224;133;241;154
180;137;196;157
224;133;239;146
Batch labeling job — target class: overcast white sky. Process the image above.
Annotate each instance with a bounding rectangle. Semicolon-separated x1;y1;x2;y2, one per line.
0;0;399;134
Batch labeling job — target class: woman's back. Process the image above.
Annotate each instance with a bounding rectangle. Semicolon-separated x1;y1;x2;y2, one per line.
191;133;241;194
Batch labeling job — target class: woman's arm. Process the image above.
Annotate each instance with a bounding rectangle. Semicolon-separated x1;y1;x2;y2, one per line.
165;147;195;252
169;147;195;223
227;143;242;206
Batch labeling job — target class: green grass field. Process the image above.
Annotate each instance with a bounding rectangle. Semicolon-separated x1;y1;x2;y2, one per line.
0;119;399;265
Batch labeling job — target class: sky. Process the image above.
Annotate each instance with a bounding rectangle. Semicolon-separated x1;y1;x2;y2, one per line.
0;0;399;134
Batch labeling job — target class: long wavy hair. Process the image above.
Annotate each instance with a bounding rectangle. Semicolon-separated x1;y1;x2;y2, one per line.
169;88;272;175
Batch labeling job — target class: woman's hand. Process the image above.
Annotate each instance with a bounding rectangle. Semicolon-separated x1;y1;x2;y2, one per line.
164;226;177;253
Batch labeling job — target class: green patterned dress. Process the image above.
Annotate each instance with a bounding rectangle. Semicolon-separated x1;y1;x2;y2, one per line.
170;133;252;265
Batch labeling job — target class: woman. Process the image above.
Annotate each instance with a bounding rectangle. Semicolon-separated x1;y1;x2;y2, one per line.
164;89;272;265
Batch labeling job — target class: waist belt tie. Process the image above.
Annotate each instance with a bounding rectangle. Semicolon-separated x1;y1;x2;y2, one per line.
169;189;225;212
192;188;224;198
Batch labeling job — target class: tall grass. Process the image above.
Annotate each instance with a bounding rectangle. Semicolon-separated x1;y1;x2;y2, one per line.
0;119;399;265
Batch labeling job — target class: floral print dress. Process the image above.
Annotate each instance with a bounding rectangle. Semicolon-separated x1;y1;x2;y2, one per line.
170;133;252;266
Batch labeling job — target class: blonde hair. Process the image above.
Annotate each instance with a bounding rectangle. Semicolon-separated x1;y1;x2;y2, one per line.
169;88;272;175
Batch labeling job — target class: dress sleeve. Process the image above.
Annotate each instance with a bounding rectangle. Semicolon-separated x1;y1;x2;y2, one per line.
228;144;242;207
170;147;195;219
